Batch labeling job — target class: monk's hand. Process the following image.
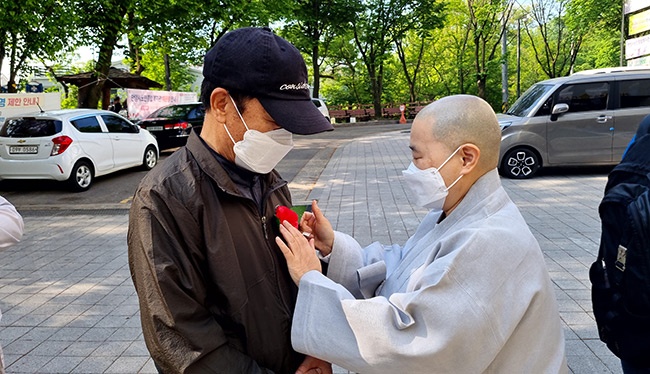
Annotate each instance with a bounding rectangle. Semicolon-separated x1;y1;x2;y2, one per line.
300;200;334;256
295;355;332;374
276;220;322;285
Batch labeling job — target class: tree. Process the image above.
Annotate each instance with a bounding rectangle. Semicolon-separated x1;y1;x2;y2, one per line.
352;0;444;117
0;0;77;93
523;0;580;78
466;0;513;99
74;0;130;108
567;0;620;69
124;0;290;92
320;32;372;105
281;0;359;98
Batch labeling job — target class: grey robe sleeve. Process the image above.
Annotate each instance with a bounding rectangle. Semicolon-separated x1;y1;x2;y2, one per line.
327;232;405;299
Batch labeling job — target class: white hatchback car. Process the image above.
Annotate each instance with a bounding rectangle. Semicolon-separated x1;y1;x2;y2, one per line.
312;98;330;122
0;109;159;191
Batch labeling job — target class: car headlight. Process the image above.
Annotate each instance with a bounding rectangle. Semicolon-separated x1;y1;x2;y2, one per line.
499;121;512;131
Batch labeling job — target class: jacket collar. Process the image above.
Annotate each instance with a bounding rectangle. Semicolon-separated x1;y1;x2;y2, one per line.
185;131;287;198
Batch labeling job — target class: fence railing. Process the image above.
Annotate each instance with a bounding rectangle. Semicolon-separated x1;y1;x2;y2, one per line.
328;101;431;123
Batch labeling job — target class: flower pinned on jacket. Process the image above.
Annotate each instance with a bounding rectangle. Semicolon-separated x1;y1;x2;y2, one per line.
275;205;299;229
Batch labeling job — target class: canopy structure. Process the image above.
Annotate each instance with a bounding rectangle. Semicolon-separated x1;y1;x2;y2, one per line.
56;67;163;109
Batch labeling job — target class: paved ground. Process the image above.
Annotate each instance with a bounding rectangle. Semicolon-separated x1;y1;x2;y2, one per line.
0;128;621;373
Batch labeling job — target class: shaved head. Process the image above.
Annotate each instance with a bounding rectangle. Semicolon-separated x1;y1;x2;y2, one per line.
416;95;501;171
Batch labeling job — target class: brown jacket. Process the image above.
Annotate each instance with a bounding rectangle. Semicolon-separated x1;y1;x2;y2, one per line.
128;132;302;373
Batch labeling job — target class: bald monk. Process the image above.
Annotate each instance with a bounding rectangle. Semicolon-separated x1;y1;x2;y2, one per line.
276;95;568;374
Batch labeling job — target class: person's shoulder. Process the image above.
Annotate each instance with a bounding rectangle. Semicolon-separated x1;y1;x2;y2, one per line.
138;148;196;193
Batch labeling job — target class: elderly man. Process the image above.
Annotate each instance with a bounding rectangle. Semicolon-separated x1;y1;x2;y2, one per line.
128;27;333;373
277;95;568;374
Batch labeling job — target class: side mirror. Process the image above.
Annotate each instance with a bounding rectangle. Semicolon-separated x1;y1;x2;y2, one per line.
550;103;569;122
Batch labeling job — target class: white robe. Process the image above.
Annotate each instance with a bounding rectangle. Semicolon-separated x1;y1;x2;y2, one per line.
291;170;568;374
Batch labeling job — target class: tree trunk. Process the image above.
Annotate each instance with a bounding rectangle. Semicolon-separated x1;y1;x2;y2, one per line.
311;43;320;98
369;63;382;119
127;10;144;75
477;74;486;99
80;31;121;108
164;53;172;91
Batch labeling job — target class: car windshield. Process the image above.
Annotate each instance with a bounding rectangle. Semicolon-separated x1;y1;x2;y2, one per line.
0;118;63;137
506;84;555;117
149;105;193;119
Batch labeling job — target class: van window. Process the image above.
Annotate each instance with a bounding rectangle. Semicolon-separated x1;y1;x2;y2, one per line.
619;79;650;108
0;118;63;137
556;82;609;113
507;83;554;117
71;116;102;133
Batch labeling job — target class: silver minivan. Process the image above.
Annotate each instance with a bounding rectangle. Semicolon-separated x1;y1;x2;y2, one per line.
498;67;650;178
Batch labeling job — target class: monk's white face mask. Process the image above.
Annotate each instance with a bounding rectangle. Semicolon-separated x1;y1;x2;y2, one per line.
401;146;463;212
223;96;294;174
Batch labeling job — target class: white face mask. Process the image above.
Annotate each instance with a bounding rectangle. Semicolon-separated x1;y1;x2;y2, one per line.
401;146;463;213
223;96;294;174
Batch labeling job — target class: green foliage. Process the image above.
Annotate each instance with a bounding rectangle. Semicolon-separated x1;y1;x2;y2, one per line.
0;0;79;92
137;53;197;92
0;0;630;114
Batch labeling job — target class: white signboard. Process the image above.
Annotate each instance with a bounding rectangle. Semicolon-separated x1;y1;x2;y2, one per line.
627;55;650;66
126;89;197;121
625;0;650;15
0;92;61;124
626;33;650;59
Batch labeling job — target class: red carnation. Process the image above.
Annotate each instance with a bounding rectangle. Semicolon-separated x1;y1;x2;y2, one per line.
275;205;299;229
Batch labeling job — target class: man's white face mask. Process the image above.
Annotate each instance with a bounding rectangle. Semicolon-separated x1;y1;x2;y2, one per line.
223;96;294;174
401;146;463;214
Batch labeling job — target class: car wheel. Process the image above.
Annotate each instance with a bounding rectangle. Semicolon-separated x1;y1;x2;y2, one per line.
142;146;158;170
67;160;93;192
500;148;541;179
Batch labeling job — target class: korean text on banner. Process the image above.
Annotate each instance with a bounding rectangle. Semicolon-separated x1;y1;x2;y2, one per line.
126;89;198;121
0;92;61;124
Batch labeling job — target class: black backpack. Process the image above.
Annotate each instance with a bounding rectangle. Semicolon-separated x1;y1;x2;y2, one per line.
590;133;650;366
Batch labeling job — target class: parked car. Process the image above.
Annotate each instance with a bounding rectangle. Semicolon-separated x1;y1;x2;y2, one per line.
0;109;159;191
498;66;650;179
312;98;330;122
137;102;205;149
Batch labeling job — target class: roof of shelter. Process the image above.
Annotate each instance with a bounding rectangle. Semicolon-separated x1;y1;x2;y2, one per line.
56;67;162;89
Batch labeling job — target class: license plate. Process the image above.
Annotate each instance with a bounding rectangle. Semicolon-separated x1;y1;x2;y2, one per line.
9;145;38;154
147;126;163;131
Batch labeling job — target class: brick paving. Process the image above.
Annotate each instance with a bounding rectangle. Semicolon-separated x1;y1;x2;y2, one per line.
1;129;620;373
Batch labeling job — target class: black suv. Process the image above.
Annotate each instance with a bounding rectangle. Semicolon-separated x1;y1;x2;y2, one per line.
137;103;205;149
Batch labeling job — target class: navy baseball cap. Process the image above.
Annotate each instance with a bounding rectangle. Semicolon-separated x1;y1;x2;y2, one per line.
202;27;333;135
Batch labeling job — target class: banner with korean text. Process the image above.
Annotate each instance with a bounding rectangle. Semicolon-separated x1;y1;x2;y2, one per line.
0;92;61;124
126;89;198;121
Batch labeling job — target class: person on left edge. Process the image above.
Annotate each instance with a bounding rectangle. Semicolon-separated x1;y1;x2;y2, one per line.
0;195;24;374
127;27;334;373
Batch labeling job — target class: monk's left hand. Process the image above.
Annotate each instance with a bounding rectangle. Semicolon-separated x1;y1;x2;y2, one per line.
296;355;332;374
276;220;322;285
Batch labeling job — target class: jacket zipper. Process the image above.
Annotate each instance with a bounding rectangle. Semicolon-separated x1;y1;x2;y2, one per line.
261;216;268;240
260;180;293;315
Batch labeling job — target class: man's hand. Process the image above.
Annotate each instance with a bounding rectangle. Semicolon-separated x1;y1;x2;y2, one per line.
300;200;335;256
296;355;332;374
276;220;322;284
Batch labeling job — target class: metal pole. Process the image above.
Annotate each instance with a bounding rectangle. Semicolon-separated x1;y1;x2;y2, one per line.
621;0;626;66
517;18;521;98
502;16;509;112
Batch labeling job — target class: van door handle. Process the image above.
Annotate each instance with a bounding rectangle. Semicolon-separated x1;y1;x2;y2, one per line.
596;115;612;123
